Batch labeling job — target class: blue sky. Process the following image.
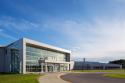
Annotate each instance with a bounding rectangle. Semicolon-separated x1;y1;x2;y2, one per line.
0;0;125;62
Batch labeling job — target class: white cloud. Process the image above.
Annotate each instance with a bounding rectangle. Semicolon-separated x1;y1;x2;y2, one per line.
0;16;125;62
0;32;16;40
0;16;41;40
0;16;39;32
44;17;125;62
0;27;15;40
0;16;39;40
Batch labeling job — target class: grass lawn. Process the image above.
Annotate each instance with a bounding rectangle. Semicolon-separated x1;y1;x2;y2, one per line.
71;70;125;73
0;74;42;83
103;74;125;79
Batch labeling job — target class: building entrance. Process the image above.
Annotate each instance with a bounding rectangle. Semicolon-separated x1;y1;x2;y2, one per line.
47;64;54;72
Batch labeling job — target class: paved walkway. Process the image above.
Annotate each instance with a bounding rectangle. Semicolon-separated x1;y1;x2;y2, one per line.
39;73;70;83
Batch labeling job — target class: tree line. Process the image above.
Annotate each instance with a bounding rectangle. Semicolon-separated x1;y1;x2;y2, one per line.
109;59;125;69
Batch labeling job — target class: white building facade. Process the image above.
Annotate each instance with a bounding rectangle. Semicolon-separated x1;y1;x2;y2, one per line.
0;38;71;74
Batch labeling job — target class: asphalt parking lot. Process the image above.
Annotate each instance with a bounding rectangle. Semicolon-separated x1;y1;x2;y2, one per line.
61;73;125;83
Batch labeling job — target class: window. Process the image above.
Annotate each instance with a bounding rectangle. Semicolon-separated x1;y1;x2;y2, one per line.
26;46;67;72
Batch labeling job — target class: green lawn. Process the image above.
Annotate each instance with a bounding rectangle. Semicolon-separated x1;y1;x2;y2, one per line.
104;74;125;79
0;74;42;83
71;70;125;73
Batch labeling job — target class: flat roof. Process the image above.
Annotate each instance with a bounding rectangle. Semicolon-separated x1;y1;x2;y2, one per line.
23;38;71;54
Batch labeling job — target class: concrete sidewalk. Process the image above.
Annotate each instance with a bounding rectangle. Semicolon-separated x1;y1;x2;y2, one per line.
39;73;70;83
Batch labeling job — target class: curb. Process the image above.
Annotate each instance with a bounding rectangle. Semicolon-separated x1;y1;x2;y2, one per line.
57;73;71;83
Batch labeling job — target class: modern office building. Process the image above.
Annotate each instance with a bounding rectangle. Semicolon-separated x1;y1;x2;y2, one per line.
0;38;71;74
73;61;122;70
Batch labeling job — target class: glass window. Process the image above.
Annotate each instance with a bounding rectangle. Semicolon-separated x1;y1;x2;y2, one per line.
26;46;67;72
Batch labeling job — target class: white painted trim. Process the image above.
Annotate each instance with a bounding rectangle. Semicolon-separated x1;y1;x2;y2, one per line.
22;39;26;74
23;38;71;54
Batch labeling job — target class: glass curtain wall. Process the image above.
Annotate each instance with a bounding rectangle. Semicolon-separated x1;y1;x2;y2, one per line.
11;49;20;73
26;45;67;72
7;40;22;73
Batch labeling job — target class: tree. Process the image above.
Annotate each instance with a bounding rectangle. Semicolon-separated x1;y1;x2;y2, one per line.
109;59;125;69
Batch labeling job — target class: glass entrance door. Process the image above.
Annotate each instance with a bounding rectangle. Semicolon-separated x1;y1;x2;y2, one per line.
47;63;54;72
48;66;53;72
54;64;60;72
